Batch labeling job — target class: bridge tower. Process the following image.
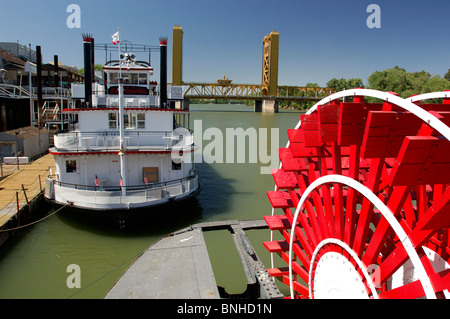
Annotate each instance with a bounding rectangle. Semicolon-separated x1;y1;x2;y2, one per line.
261;31;279;96
256;31;279;113
172;26;183;86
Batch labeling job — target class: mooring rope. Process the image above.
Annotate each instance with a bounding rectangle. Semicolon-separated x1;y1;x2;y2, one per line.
65;247;148;299
0;203;69;232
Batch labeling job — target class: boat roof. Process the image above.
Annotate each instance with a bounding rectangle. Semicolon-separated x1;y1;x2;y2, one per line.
103;56;153;73
103;63;153;72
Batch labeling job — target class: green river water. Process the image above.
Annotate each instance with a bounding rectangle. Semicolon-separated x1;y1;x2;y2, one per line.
0;104;302;299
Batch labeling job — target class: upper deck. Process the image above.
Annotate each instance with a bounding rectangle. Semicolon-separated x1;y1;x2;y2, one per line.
70;55;184;111
54;44;190;154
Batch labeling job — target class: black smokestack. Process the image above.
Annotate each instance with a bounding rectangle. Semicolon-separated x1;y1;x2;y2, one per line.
54;55;59;88
83;34;93;108
159;37;168;109
91;37;95;85
36;45;43;126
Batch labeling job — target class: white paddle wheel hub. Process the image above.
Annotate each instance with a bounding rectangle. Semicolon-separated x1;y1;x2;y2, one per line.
310;238;379;299
313;251;368;299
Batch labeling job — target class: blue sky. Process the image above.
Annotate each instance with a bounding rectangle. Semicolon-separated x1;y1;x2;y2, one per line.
1;0;449;86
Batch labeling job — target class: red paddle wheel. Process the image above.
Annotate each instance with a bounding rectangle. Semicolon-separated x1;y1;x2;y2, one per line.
264;89;450;299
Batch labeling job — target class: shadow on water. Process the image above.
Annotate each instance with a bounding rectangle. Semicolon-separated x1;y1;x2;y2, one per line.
54;161;236;237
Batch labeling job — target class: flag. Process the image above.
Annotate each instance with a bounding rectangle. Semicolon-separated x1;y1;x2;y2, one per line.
95;174;100;187
112;31;120;45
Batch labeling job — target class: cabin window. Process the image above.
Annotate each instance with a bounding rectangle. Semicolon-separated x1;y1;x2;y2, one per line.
66;160;77;173
139;73;147;85
172;160;182;171
124;113;136;129
137;113;145;129
108;113;118;129
109;112;143;129
121;73;142;85
109;73;119;84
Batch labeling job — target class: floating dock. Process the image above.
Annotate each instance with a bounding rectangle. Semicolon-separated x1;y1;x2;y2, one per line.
106;220;284;299
0;153;54;243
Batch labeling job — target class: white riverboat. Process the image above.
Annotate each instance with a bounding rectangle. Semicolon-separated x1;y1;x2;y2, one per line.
44;35;200;215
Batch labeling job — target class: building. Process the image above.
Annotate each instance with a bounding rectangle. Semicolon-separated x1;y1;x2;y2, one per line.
0;126;49;160
0;42;36;63
0;42;84;132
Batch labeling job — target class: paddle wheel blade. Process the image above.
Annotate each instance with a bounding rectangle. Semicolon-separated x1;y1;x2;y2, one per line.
264;89;450;299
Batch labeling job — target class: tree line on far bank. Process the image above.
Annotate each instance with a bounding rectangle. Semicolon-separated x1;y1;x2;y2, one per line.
280;66;450;110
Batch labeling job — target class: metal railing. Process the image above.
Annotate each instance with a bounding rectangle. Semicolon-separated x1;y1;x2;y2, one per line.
49;174;197;192
32;87;71;99
92;95;160;108
53;130;191;152
46;173;199;207
0;84;71;99
0;84;32;98
0;173;45;225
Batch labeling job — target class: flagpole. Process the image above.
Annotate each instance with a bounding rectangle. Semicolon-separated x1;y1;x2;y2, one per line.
118;27;122;78
117;26;127;192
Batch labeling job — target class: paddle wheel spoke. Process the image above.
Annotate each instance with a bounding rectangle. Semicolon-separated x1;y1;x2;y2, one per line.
264;89;450;299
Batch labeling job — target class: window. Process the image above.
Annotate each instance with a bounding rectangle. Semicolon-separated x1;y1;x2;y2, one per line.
137;113;145;129
122;73;138;84
172;160;181;171
124;113;136;129
108;113;118;129
122;74;130;84
139;73;147;85
131;74;138;84
66;160;77;173
109;73;119;84
109;112;144;130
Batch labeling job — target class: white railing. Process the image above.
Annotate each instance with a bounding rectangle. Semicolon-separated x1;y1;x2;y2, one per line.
0;84;32;98
53;130;190;152
92;95;159;108
0;84;71;99
32;87;71;99
46;175;199;209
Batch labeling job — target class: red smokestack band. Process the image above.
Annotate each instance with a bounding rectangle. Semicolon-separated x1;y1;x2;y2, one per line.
82;33;93;43
159;37;168;46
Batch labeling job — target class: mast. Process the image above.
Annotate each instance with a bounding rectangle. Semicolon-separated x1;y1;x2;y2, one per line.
117;27;127;190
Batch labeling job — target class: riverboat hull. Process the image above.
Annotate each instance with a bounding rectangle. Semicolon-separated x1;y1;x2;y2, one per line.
44;181;202;228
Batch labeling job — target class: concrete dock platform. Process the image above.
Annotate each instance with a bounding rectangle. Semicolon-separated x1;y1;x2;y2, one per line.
106;226;219;299
105;220;284;299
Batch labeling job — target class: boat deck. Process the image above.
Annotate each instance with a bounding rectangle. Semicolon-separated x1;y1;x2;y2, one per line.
105;219;284;299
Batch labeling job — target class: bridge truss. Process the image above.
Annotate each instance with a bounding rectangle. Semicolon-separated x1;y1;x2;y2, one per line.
183;83;335;102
